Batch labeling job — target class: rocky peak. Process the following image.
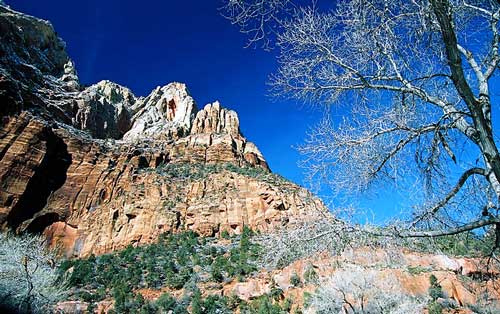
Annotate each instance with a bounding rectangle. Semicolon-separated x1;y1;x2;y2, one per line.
123;82;196;141
0;5;77;120
0;6;256;146
74;80;136;139
192;101;240;136
61;60;80;91
83;80;136;105
0;5;68;79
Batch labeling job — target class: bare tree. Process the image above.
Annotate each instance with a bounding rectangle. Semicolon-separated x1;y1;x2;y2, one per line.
222;0;500;246
307;266;425;314
0;233;66;313
221;0;295;49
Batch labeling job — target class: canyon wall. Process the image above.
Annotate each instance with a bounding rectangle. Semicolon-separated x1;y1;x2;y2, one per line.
0;4;325;257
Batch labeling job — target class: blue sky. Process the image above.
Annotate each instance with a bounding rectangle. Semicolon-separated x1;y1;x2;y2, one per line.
6;0;413;222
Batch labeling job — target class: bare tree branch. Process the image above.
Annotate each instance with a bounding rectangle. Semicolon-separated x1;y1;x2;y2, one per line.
224;0;500;242
412;167;487;221
402;217;500;237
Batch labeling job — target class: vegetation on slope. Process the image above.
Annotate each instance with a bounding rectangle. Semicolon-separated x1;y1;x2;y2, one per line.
146;162;290;187
58;228;295;313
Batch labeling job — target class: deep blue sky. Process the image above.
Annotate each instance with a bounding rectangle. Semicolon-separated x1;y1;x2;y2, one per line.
5;0;409;222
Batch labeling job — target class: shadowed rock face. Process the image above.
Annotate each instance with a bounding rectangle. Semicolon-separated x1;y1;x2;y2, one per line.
0;5;74;120
5;125;71;231
0;4;324;257
74;80;135;139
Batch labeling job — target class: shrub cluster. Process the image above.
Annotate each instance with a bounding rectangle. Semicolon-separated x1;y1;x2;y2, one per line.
59;229;270;313
150;162;289;186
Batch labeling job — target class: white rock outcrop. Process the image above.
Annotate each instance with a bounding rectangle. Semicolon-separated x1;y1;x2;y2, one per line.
61;60;79;91
191;101;240;136
123;82;196;141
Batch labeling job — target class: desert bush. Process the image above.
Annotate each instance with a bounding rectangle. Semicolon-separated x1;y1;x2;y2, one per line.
220;230;230;239
303;265;318;285
308;266;425;314
0;233;66;313
427;275;444;314
257;215;368;269
468;303;500;314
152;162;289;187
290;272;301;287
428;302;443;314
156;292;177;311
466;290;500;314
239;293;290;314
428;275;443;301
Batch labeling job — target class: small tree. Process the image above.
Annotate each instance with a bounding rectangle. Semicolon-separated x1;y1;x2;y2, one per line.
191;288;203;314
0;233;66;313
223;0;500;246
428;275;444;314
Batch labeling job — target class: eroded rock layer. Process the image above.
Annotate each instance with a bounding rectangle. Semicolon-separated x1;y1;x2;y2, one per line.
0;4;323;257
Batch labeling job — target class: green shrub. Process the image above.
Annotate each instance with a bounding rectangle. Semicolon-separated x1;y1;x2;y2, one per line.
290;272;301;287
269;284;284;301
202;295;230;313
282;297;293;312
428;301;443;314
303;266;319;284
211;267;225;283
59;230;262;312
255;296;284;314
227;294;243;310
156;293;177;310
191;289;203;314
221;230;230;239
428;275;444;314
428;275;443;301
407;266;428;275
152;162;289;187
302;291;312;308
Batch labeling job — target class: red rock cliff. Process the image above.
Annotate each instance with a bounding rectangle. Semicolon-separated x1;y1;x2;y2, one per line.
0;5;326;257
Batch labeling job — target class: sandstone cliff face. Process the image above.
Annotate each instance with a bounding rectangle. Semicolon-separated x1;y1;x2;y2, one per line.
43;166;322;257
0;5;319;257
0;91;302;257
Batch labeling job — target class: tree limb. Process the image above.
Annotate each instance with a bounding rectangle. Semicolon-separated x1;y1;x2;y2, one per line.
430;0;478;109
410;167;487;227
402;217;500;237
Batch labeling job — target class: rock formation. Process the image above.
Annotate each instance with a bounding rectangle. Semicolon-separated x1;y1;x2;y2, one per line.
75;80;135;139
124;82;196;141
0;4;316;257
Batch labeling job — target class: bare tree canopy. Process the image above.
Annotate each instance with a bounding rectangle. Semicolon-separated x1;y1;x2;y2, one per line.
222;0;500;243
